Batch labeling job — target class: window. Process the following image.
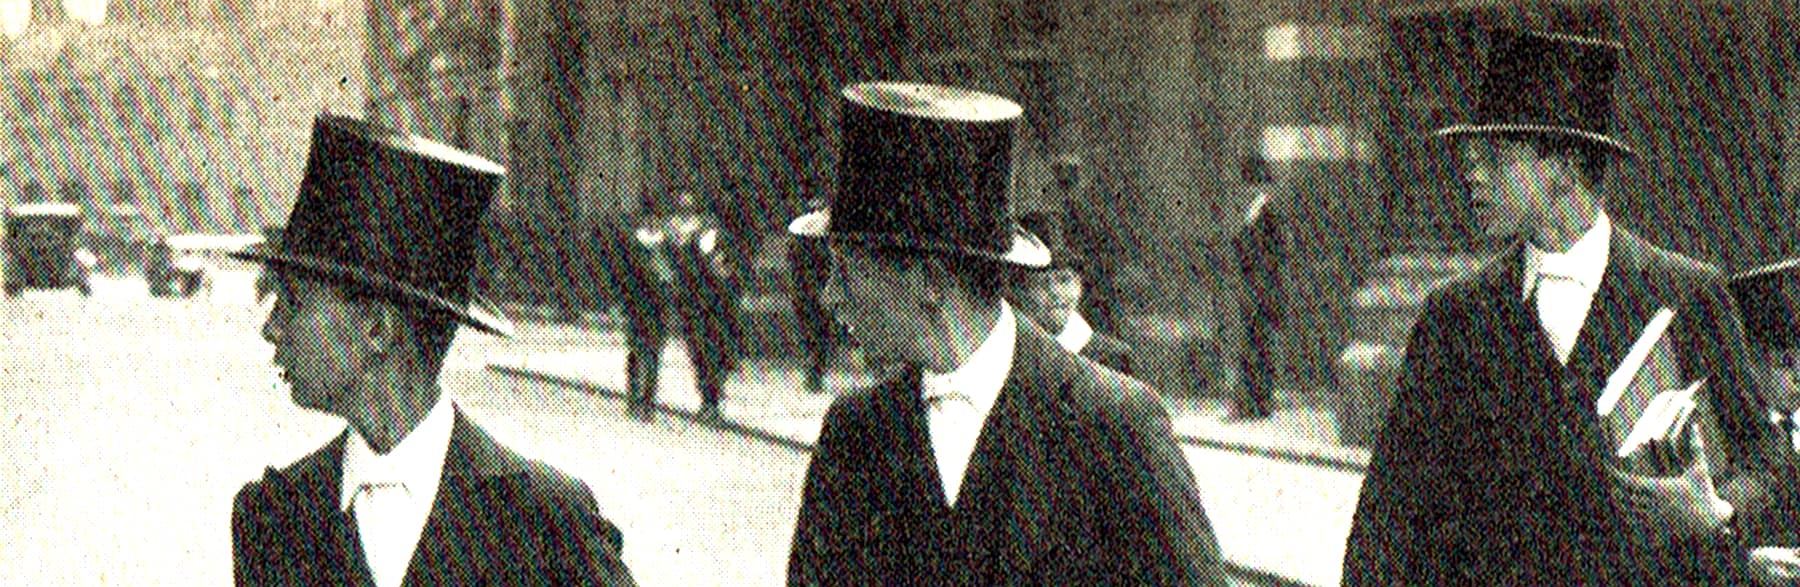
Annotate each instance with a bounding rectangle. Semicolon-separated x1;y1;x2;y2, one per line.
1261;125;1373;162
1264;22;1377;62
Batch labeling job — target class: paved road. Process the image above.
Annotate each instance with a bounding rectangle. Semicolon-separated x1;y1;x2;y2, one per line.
0;274;809;586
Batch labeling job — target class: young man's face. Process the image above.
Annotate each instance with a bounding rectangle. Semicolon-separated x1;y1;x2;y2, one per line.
821;244;935;367
1008;267;1084;334
261;271;371;416
1456;137;1566;239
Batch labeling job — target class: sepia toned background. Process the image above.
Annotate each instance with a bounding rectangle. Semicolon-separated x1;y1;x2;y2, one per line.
4;1;1800;585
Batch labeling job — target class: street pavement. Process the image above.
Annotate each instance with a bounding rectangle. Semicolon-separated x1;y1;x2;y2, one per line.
493;332;1367;587
0;270;1366;586
0;273;807;586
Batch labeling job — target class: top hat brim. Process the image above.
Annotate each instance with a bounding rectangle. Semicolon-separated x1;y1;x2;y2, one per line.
1433;124;1636;157
788;209;1052;268
230;244;516;338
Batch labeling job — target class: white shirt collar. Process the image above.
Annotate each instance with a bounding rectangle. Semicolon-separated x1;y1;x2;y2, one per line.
340;394;457;512
1522;210;1613;298
1055;312;1096;354
920;301;1017;417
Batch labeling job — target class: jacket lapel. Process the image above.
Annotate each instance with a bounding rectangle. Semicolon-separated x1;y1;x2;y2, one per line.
1467;244;1562;422
1564;228;1667;412
401;409;524;587
259;432;376;586
952;318;1056;575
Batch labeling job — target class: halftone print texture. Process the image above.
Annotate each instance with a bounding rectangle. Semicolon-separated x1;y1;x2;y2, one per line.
3;2;1797;586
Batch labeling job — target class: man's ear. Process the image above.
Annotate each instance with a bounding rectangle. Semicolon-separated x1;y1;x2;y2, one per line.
916;256;956;307
354;299;408;356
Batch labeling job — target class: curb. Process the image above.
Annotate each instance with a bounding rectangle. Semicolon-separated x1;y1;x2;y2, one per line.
1175;434;1369;475
490;363;1322;587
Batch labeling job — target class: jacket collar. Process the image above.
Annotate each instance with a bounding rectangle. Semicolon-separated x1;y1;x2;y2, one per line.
1468;225;1670;416
890;316;1062;574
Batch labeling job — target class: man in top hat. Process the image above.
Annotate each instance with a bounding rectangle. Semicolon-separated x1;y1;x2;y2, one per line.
785;82;1223;586
1227;153;1290;420
230;114;637;586
1005;209;1134;375
1727;260;1800;584
1343;30;1794;585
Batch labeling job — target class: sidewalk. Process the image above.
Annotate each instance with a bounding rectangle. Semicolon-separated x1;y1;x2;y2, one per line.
487;329;1367;587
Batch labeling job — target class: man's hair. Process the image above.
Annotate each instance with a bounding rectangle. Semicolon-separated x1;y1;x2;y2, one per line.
1501;132;1608;188
857;244;1004;306
332;279;460;376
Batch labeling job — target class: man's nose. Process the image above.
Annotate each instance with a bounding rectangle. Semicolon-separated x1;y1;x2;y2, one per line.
261;304;284;345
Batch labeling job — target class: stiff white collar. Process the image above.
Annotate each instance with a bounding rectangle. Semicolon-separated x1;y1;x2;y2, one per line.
1055;312;1095;354
920;302;1017;417
1522;210;1613;299
339;394;457;512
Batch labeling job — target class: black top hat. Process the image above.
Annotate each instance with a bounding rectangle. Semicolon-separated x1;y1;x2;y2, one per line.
232;114;513;337
787;82;1050;268
1016;209;1083;271
1434;29;1634;157
1729;258;1800;350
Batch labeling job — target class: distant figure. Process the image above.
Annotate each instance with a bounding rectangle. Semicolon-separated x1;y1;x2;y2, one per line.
1006;209;1134;375
626;191;740;421
787;196;836;393
1228;153;1289;420
619;213;676;422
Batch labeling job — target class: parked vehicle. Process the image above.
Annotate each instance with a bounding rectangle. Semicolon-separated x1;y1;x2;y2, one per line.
145;233;265;298
4;202;95;296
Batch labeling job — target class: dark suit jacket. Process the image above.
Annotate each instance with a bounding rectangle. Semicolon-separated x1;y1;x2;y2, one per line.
1342;226;1792;585
232;410;637;586
1078;330;1134;376
787;318;1224;586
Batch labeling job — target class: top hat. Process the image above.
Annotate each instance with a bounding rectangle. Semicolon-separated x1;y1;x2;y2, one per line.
788;82;1050;268
1433;29;1634;157
232;114;514;337
1016;209;1083;271
1729;258;1800;350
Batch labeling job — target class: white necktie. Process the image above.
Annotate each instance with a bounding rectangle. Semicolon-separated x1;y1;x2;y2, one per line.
924;385;979;506
351;481;414;587
1534;268;1590;363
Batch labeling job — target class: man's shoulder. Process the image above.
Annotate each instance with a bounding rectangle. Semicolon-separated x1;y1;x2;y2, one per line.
1617;228;1724;285
1027;332;1163;425
453;416;599;511
234;433;345;516
819;376;910;428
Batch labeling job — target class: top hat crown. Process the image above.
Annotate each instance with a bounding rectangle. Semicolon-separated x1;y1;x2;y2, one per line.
788;81;1050;268
1434;29;1633;156
233;114;513;337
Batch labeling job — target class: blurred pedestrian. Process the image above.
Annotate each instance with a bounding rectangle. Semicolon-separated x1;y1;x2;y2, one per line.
229;114;635;586
788;196;836;393
619;211;676;422
1006;209;1134;375
630;190;740;421
1228;153;1289;420
1343;30;1790;585
785;82;1224;586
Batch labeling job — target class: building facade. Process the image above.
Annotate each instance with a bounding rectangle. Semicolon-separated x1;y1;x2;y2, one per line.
368;0;1800;404
1;0;364;247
